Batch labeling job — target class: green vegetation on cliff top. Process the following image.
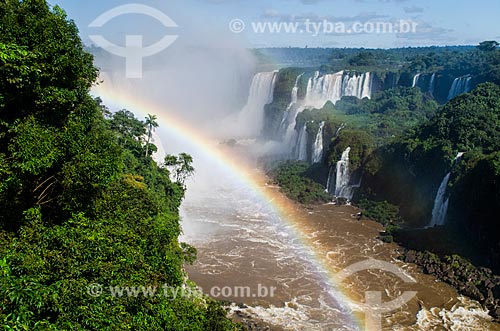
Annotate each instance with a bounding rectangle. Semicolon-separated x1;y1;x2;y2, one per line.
0;1;241;329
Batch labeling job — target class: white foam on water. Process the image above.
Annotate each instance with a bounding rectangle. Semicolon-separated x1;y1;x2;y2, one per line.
228;297;357;331
413;297;494;331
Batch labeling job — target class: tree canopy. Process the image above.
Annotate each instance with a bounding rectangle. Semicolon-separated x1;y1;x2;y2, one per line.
0;1;241;329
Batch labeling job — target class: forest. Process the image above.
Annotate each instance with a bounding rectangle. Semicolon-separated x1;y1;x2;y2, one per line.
264;42;500;315
3;0;500;327
0;1;241;329
265;40;500;274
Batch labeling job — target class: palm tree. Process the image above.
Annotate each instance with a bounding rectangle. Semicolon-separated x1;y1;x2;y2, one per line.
144;114;158;157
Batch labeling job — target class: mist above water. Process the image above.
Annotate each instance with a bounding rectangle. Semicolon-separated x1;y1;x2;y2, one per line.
91;38;500;330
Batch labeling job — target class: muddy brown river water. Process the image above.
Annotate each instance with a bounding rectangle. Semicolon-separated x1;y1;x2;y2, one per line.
181;160;499;331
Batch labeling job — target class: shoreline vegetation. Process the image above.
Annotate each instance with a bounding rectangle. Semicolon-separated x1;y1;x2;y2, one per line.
2;0;500;329
0;2;243;330
258;44;500;323
266;161;500;321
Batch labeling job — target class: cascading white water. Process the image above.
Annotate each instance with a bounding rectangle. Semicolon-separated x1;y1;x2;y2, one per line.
304;71;343;109
288;73;303;110
325;123;347;194
334;147;351;198
447;76;472;100
325;166;334;193
343;72;372;100
334;123;346;138
429;173;451;228
428;152;465;227
429;73;436;94
237;71;278;136
412;73;421;88
286;71;371;162
312;122;325;163
304;71;373;109
280;74;305;146
295;124;308;161
281;71;372;161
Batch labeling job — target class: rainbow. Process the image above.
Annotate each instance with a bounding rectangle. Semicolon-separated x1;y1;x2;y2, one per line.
92;82;363;330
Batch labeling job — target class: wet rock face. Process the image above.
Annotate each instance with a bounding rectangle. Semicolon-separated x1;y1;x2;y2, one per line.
335;197;349;205
492;307;500;320
243;321;271;331
400;249;500;320
231;309;273;331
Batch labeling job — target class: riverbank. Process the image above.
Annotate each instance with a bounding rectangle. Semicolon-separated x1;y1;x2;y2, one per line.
348;196;500;321
287;200;500;329
400;248;500;319
266;157;500;321
183;162;500;329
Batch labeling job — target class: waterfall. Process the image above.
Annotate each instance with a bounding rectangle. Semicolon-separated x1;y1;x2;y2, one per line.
428;73;436;94
325;167;334;193
295;124;308;161
335;123;346;137
237;71;278;136
280;74;305;144
283;71;371;160
447;75;472;100
305;71;343;109
344;72;372;100
412;73;421;88
304;71;372;109
429;173;452;228
312;122;325;163
428;152;465;227
288;73;303;110
334;147;352;198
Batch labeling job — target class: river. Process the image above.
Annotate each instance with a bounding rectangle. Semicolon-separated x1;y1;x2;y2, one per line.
181;146;500;331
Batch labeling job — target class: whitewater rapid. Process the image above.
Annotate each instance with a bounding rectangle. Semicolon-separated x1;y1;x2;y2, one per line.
180;146;500;331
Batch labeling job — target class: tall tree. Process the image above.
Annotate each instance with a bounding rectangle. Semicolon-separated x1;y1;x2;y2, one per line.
145;113;158;157
164;153;195;186
477;40;499;52
0;2;239;329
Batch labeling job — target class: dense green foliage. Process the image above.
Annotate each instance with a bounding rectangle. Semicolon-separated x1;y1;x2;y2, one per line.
357;199;400;226
369;83;500;217
262;68;304;138
253;46;477;72
408;83;500;154
268;161;331;204
264;44;500;272
294;86;439;170
0;1;240;329
351;82;500;271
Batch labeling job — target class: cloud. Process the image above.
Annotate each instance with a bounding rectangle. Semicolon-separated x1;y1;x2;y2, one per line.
404;6;424;13
299;0;326;3
262;9;280;18
464;39;482;45
261;10;389;23
353;0;408;2
396;21;454;42
332;12;390;22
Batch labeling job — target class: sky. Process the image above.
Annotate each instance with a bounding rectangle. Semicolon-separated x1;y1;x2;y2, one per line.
50;0;500;49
